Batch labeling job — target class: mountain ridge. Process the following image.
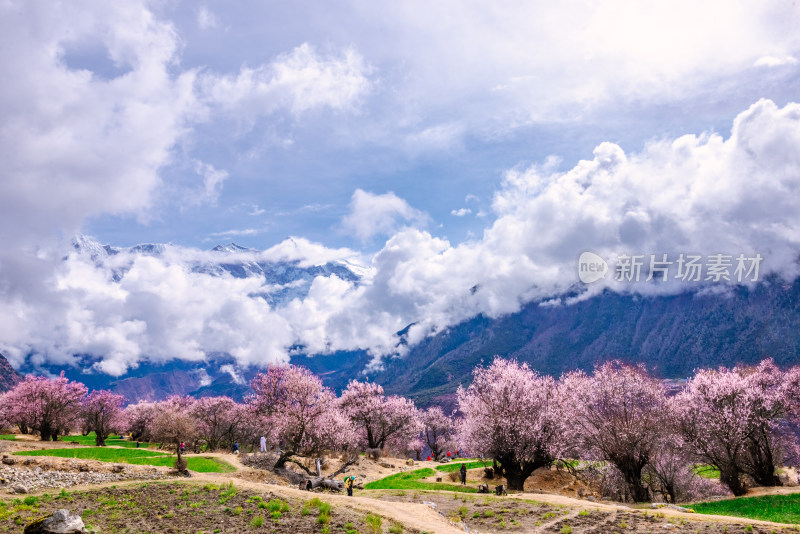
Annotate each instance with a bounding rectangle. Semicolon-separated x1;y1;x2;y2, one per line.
0;352;23;393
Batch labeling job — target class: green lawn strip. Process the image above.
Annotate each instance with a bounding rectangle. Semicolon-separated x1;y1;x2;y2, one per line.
691;493;800;524
62;432;153;448
14;448;235;473
364;467;478;493
692;464;721;479
0;435;16;441
435;460;492;473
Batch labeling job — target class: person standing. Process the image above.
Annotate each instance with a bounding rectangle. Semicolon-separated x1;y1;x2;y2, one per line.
460;463;467;485
344;475;354;496
259;435;267;453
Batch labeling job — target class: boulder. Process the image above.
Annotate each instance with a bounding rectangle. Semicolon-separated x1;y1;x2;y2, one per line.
1;456;15;465
12;484;29;494
24;509;87;533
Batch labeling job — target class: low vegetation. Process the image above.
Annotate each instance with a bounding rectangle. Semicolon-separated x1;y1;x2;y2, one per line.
365;462;494;493
14;447;234;473
0;482;416;534
692;494;800;524
63;432;152;449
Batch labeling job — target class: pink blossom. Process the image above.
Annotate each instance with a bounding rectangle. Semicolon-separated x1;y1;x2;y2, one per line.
457;357;567;490
249;365;355;471
561;361;667;502
339;380;421;452
2;372;87;440
673;359;796;495
82;390;126;446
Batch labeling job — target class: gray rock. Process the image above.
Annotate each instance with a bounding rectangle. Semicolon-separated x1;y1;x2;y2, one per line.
1;456;15;465
24;509;87;533
12;483;29;494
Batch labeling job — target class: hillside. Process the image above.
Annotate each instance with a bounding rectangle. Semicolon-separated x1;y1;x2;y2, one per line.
370;276;800;408
0;352;22;393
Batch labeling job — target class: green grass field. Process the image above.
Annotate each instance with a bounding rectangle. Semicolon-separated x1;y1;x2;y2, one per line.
692;493;800;524
692;464;721;479
0;435;16;441
435;460;492;473
62;432;152;448
14;447;235;473
365;461;492;493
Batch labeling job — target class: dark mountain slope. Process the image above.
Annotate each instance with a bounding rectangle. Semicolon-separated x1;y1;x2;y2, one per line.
0;352;23;393
373;277;800;407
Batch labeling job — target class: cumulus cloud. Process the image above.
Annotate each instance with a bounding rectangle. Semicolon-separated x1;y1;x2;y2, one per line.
199;43;372;117
5;99;800;373
0;1;377;370
340;189;430;242
4;99;800;374
451;208;472;217
1;0;800;376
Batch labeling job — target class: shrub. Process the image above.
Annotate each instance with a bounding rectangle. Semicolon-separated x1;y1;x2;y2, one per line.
365;512;383;533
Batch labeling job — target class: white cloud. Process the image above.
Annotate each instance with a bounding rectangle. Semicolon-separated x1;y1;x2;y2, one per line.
451;208;472;217
7;99;800;373
340;189;430;242
185;160;229;207
200;43;372;118
207;228;262;239
196;6;218;30
754;55;798;67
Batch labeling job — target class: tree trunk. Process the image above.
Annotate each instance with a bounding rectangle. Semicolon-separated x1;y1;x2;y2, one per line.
40;423;54;442
309;478;344;491
620;465;649;502
746;440;780;487
496;455;546;492
720;466;746;496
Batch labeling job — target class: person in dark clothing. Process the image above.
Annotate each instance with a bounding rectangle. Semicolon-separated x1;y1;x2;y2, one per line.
232;442;240;455
460;463;467;485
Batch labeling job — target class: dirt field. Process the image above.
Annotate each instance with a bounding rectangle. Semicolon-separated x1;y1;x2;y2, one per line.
2;438;800;533
0;481;422;534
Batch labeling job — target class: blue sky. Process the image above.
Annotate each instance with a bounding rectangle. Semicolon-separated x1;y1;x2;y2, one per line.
2;1;800;374
70;1;800;251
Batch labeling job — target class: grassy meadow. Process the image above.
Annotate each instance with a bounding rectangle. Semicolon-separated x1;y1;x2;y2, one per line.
692;493;800;524
14;447;234;473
